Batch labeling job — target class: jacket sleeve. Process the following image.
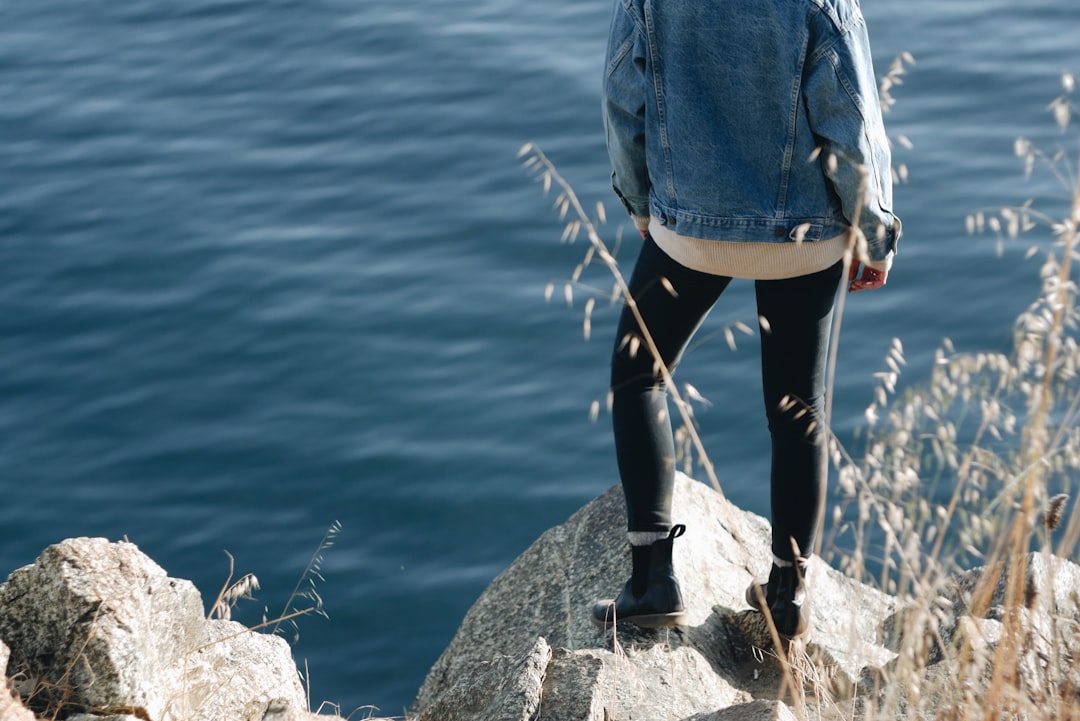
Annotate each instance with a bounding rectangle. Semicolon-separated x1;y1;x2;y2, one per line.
602;1;651;232
803;12;901;262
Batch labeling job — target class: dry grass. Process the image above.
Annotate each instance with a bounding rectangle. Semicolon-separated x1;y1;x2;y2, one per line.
271;518;341;642
821;70;1080;721
525;63;1080;720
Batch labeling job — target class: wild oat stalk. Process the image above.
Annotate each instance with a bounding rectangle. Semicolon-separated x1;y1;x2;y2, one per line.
520;142;728;499
270;519;342;642
207;550;261;621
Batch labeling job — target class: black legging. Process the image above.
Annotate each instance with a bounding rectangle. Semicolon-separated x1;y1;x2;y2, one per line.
610;235;843;562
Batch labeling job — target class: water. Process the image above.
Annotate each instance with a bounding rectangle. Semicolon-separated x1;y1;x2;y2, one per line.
1;0;1077;715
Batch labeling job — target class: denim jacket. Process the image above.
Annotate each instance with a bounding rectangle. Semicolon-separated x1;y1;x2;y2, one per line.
603;0;901;261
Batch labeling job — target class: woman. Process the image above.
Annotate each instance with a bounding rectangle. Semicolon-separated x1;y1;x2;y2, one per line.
590;0;901;639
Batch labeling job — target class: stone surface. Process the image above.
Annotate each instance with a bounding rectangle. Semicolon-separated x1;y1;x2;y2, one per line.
0;641;36;721
415;636;551;721
917;554;1080;718
884;551;1080;669
534;646;606;721
548;643;748;721
0;537;205;721
177;618;307;721
944;551;1080;622
0;537;318;721
710;699;798;721
412;473;899;720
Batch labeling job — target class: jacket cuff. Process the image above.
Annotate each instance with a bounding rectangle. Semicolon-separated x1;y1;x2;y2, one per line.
866;216;902;263
631;214;651;233
863;251;894;273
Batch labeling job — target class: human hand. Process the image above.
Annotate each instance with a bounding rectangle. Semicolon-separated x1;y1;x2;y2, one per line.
848;263;887;292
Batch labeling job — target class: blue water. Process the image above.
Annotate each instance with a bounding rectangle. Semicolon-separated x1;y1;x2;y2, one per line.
1;0;1078;715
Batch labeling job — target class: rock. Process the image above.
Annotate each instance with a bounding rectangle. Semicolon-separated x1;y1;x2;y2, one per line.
0;640;35;721
531;646;605;721
0;537;205;721
709;699;798;721
889;552;1080;718
412;473;898;720
415;636;551;721
541;643;747;721
181;619;307;721
0;537;326;721
943;551;1080;621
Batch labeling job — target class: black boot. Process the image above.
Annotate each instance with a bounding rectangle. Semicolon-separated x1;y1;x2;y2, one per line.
591;525;687;629
745;560;810;640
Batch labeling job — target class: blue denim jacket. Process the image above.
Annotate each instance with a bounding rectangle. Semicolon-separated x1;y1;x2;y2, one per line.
603;0;901;261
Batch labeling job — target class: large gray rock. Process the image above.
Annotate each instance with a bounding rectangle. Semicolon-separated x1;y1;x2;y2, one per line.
0;538;326;721
0;537;206;720
412;473;898;720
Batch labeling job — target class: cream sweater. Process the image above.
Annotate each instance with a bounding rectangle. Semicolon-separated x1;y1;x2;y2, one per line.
647;218;891;280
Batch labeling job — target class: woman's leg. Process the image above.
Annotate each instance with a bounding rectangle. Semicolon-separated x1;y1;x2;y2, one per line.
610;236;732;534
594;236;731;629
754;261;843;563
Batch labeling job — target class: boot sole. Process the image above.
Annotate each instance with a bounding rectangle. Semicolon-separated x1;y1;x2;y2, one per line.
745;582;767;612
744;582;810;640
590;604;687;630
